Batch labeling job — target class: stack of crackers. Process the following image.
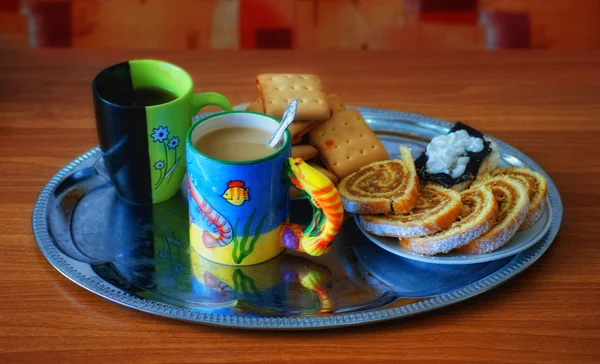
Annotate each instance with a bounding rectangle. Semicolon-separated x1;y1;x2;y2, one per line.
247;73;390;198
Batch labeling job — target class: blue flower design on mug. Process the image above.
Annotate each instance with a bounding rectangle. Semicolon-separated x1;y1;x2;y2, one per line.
167;136;180;150
159;249;169;259
151;126;170;143
154;160;165;170
150;125;181;190
158;276;177;289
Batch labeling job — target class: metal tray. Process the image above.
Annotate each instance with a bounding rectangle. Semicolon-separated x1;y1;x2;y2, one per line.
32;108;563;329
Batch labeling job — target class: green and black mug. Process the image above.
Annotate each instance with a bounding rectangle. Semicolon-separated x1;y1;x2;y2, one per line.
93;59;232;205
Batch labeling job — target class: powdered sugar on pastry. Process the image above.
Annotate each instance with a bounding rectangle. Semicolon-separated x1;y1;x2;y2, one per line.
491;167;548;231
463;207;526;254
360;219;432;239
519;198;545;230
457;176;529;254
400;186;498;255
401;219;493;256
359;184;462;238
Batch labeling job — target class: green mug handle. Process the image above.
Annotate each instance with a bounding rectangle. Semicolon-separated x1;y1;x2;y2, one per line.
192;92;233;115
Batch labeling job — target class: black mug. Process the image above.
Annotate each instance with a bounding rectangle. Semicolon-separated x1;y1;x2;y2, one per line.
92;59;232;205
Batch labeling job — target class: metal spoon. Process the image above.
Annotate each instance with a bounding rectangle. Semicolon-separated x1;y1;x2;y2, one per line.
267;99;298;148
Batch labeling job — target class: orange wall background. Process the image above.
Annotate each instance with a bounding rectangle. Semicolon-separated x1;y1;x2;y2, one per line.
1;0;599;50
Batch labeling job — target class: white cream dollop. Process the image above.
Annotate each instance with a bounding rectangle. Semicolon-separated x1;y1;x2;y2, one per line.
425;130;484;178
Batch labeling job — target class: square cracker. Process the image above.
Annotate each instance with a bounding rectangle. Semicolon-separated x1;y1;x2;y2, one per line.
289;120;320;144
309;108;389;179
327;94;346;114
257;74;330;121
291;144;319;161
245;97;318;144
245;98;264;113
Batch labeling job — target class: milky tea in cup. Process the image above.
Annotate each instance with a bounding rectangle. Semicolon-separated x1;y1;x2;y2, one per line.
193;126;275;162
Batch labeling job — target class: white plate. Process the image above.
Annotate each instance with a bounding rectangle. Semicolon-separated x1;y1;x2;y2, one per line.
355;199;553;265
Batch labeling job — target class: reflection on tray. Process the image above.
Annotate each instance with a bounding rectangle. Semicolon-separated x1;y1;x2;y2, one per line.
349;222;513;298
191;253;333;314
61;183;335;314
52;169;518;316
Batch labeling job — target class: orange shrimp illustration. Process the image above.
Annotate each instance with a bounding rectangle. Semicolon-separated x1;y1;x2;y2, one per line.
281;158;344;256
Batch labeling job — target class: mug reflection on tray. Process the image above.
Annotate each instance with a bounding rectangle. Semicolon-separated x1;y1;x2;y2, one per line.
148;240;335;312
189;253;333;311
80;189;332;309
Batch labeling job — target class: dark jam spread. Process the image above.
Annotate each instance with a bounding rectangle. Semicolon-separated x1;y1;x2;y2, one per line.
414;122;492;188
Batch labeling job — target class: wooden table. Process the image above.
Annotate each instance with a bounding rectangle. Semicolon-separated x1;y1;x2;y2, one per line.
1;50;598;363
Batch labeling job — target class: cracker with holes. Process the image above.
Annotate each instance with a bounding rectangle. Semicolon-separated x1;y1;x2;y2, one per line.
289;120;320;144
245;98;264;113
292;145;319;160
327;94;346;114
309;108;389;179
257;74;330;121
245;96;318;144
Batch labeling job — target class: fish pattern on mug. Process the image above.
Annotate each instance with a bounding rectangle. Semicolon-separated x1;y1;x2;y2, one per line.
222;180;250;206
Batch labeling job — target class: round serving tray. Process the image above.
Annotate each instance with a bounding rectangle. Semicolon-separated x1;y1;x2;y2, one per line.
32;107;562;329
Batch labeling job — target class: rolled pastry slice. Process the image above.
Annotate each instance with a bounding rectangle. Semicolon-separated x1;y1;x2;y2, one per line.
338;145;419;215
457;176;529;254
359;184;462;238
491;167;548;231
400;186;498;255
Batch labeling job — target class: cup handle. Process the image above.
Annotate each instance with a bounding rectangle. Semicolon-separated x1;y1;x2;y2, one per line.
280;158;344;256
191;92;233;115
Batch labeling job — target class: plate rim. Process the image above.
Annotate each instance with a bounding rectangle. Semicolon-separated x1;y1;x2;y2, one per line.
32;107;564;329
355;201;553;265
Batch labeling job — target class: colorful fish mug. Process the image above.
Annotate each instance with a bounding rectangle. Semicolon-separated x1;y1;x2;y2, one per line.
93;59;232;205
186;111;344;266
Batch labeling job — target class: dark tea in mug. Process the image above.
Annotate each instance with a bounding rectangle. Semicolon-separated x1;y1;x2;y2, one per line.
104;86;178;107
129;87;178;106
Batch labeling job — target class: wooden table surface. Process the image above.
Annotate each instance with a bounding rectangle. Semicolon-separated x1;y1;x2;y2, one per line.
1;50;599;363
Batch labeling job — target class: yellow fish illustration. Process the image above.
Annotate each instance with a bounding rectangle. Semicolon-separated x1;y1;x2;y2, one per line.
222;180;250;206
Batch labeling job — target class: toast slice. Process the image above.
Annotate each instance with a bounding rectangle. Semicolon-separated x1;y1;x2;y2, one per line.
491;167;547;230
338;145;419;215
457;176;529;254
400;186;498;255
359;184;462;238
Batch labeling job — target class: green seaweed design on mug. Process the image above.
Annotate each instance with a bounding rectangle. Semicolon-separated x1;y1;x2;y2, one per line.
151;125;181;190
231;209;268;265
202;269;260;298
232;269;261;296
